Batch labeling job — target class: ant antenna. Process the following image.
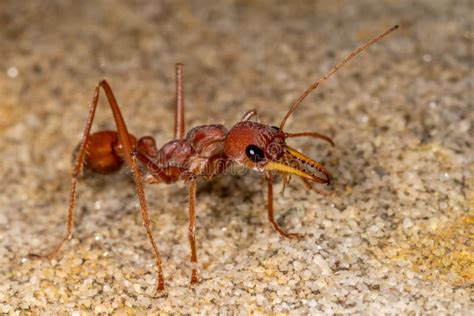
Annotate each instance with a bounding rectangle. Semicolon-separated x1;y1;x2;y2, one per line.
279;25;399;131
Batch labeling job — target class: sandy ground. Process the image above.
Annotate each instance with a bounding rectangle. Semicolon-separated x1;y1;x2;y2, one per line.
0;0;472;314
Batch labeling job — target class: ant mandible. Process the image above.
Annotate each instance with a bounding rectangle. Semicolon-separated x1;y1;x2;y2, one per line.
29;25;399;295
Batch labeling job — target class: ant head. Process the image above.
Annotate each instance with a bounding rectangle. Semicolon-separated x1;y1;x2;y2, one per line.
223;121;331;184
224;121;285;169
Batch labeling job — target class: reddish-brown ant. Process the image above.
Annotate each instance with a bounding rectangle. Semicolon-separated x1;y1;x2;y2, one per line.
29;25;398;295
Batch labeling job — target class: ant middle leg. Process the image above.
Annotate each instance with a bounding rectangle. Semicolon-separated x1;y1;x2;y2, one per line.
174;63;185;140
187;177;199;285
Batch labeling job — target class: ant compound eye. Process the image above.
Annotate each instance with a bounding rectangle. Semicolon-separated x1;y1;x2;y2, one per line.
245;145;265;163
271;126;280;131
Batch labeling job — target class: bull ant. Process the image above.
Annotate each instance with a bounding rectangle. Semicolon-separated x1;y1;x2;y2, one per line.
29;25;398;295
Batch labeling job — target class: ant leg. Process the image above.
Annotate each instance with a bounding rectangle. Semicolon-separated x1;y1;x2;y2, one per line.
187;177;199;284
265;172;301;239
28;83;103;260
174;63;185;140
98;81;166;295
241;109;260;122
135;151;201;286
133;150;174;185
30;80;166;295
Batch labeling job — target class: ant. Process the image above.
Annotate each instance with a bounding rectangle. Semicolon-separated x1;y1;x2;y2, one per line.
29;25;398;295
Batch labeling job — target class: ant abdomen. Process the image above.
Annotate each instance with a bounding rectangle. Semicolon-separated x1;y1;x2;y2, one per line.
83;130;136;174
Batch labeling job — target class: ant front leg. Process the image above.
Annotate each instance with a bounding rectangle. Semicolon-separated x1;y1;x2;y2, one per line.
29;80;166;295
265;171;301;239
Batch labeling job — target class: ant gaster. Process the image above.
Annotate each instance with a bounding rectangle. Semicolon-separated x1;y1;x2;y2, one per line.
29;25;399;295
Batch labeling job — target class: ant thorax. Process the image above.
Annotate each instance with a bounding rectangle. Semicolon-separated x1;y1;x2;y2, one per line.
150;124;229;181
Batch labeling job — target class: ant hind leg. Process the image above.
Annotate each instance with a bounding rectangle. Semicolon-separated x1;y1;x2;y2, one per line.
29;80;166;295
28;84;103;260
